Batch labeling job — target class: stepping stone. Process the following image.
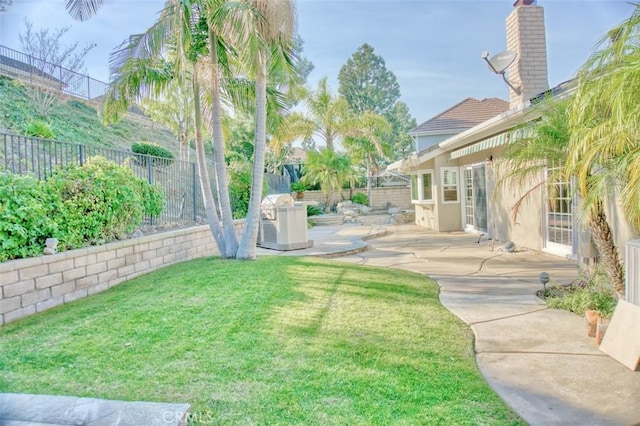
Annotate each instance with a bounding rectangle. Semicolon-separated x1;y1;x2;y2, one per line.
0;393;190;426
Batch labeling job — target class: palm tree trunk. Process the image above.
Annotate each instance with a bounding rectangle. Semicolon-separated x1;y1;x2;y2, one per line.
209;30;239;257
193;64;226;254
236;54;267;259
589;202;625;296
325;135;334;152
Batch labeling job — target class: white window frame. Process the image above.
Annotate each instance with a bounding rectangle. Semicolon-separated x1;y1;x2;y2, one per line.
441;167;459;203
411;170;435;204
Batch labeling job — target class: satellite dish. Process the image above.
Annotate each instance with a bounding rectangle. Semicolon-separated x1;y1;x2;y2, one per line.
486;50;517;74
481;50;521;94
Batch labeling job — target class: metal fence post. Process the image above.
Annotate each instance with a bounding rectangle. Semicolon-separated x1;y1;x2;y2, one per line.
192;162;198;223
78;145;84;166
147;156;154;226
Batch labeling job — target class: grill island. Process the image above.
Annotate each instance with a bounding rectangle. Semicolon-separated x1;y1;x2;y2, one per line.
258;194;313;251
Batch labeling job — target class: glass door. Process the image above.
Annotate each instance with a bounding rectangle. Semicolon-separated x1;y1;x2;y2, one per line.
462;165;488;233
544;167;574;257
472;165;488;233
464;168;474;230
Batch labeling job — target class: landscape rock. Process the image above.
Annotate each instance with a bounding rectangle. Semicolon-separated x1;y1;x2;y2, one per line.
43;238;58;255
342;209;360;223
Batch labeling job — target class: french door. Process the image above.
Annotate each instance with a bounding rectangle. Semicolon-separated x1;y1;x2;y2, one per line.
544;167;574;257
463;165;488;233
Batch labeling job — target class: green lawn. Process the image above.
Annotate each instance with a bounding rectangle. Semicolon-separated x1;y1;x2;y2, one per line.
0;256;522;425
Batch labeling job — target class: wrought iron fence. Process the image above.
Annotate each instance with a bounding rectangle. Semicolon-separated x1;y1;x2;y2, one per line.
0;132;214;229
0;44;108;100
1;132;291;231
265;173;291;194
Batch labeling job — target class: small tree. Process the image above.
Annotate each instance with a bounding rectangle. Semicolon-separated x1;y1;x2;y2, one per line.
303;149;352;212
18;19;95;115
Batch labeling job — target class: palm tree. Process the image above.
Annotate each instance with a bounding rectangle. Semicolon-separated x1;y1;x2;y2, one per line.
342;111;392;203
303;77;354;151
565;5;640;296
68;0;301;261
140;77;195;162
204;0;242;257
303;149;352;212
235;0;297;260
101;0;234;256
497;97;626;296
496;99;570;220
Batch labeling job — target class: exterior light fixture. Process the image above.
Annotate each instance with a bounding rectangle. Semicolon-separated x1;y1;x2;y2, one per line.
539;271;550;297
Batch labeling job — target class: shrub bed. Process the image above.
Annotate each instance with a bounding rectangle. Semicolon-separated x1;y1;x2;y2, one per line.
0;156;164;261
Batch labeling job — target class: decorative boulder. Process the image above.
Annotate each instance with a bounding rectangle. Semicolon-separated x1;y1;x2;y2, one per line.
43;238;58;255
342;209;360;223
337;200;369;216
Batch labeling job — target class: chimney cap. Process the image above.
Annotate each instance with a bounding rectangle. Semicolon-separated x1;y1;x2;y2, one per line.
513;0;536;6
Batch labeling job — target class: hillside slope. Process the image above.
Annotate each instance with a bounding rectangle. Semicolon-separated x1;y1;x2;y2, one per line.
0;76;178;153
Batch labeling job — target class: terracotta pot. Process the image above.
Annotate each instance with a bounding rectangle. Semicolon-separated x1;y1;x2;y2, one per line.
585;310;599;338
596;317;610;345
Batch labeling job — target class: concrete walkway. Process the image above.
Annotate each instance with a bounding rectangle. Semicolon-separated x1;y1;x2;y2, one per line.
296;220;640;426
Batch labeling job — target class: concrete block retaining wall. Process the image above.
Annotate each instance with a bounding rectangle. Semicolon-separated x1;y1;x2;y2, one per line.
0;221;244;326
301;187;411;211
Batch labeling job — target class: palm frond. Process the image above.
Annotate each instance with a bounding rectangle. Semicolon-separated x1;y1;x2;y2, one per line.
102;57;174;123
65;0;108;21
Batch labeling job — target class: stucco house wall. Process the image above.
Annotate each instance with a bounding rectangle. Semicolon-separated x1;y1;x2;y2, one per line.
415;133;459;153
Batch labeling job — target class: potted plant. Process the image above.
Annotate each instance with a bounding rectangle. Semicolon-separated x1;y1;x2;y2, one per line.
580;287;618;342
545;276;618;342
291;181;309;200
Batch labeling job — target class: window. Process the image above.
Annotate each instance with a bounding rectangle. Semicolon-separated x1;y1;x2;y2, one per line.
422;173;433;201
411;172;434;202
441;168;459;202
411;175;418;200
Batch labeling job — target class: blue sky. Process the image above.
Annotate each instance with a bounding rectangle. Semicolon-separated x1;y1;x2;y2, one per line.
0;0;634;122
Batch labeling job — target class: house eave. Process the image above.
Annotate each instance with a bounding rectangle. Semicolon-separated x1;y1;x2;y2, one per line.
439;85;577;155
409;128;470;138
438;102;536;153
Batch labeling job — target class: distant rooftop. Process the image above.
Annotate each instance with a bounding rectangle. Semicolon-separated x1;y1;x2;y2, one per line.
410;97;509;135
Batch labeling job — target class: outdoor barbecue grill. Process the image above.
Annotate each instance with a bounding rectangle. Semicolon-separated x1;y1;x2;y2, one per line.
258;194;312;251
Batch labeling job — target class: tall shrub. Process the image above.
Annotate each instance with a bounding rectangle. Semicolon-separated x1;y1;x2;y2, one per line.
0;173;60;261
46;156;164;249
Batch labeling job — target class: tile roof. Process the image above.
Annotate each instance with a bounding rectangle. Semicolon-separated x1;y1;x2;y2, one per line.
410;97;509;135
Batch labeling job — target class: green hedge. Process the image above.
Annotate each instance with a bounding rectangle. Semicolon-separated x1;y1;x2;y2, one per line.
131;141;175;166
0;173;60;261
0;157;164;261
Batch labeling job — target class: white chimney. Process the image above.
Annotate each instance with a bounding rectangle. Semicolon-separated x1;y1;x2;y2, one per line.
506;0;549;108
